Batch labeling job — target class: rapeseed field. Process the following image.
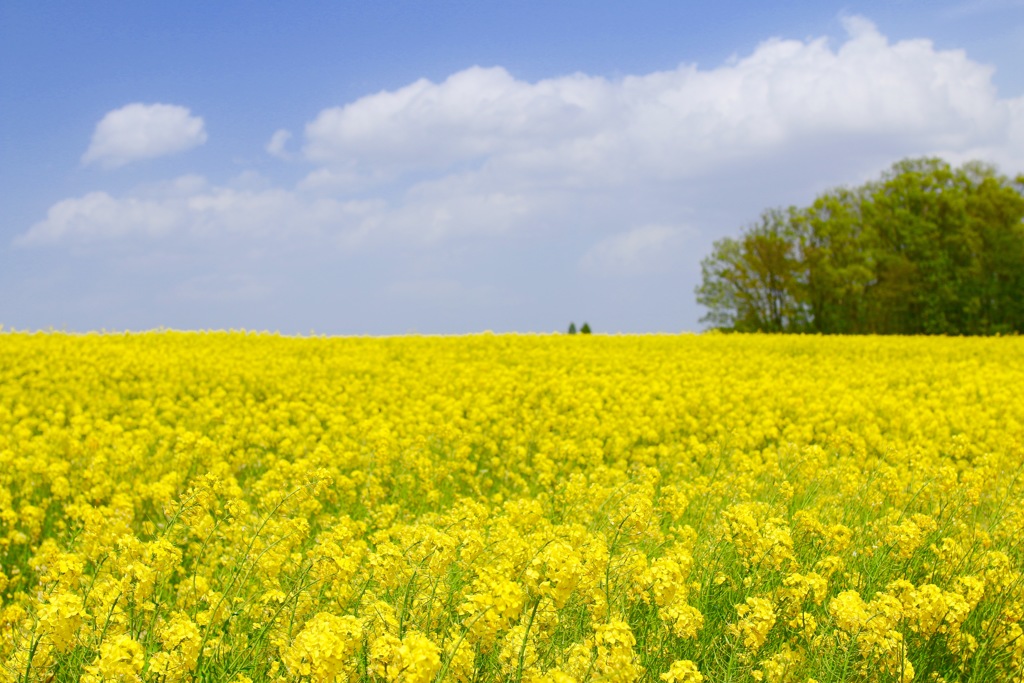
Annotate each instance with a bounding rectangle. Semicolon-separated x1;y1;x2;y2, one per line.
2;331;1024;683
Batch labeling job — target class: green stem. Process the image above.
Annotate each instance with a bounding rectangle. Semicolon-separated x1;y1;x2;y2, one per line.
515;598;541;683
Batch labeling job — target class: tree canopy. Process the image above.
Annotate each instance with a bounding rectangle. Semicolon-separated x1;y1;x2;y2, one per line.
696;158;1024;334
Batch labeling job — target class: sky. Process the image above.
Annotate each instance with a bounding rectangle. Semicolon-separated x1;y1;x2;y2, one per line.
2;1;1023;335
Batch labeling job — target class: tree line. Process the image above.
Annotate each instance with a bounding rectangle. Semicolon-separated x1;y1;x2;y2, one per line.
696;157;1024;334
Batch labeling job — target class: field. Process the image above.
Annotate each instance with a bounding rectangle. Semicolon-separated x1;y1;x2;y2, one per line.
2;332;1024;683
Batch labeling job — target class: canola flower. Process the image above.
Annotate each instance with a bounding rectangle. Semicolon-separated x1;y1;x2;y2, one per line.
1;331;1024;682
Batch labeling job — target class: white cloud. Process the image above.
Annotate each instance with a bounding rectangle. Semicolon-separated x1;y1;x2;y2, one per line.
16;176;380;247
16;192;183;245
303;66;607;175
266;129;293;159
82;103;207;168
301;17;1023;185
22;16;1024;253
580;225;685;275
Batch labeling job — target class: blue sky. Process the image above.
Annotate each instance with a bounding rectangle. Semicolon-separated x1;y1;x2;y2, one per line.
2;1;1023;334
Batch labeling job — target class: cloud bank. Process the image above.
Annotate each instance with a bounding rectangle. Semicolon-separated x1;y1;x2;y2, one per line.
17;176;379;247
82;103;207;169
301;16;1020;184
21;17;1024;312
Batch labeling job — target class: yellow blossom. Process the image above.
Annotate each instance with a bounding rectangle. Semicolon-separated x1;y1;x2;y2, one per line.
660;659;704;683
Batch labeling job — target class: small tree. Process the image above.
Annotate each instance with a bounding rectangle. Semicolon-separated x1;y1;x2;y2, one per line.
580;322;592;334
567;322;577;334
696;208;807;332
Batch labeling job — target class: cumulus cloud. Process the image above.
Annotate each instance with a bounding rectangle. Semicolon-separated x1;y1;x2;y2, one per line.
302;66;602;174
82;103;207;168
23;16;1024;253
301;16;1023;184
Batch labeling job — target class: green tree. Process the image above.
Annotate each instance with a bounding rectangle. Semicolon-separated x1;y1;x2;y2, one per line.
697;157;1024;335
858;158;1024;334
794;187;875;334
696;208;807;332
580;322;592;334
957;164;1024;333
860;158;969;334
568;322;577;334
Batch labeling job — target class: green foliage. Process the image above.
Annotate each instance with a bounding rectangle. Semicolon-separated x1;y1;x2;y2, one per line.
568;322;577;335
696;157;1024;334
696;209;809;333
580;322;591;334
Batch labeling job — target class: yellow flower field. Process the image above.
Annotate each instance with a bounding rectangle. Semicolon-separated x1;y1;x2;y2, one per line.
2;331;1024;682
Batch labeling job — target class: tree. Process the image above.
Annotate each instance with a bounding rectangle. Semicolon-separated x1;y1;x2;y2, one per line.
860;158;971;334
795;187;875;334
696;157;1024;334
955;165;1024;333
696;208;807;332
568;322;577;335
580;322;592;334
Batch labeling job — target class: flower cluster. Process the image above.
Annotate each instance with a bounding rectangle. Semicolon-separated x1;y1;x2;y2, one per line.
1;331;1023;682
